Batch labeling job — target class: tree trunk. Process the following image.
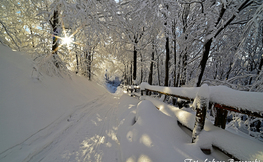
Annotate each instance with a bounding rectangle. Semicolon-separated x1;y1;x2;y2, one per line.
126;63;128;85
76;53;79;74
181;4;190;86
195;0;252;87
181;52;187;86
124;63;127;85
157;57;161;86
75;36;79;74
133;45;137;82
141;53;143;83
52;9;59;68
148;47;154;85
87;52;91;80
176;53;181;87
164;36;169;86
130;61;133;85
258;55;263;75
213;60;218;79
225;61;233;80
29;26;35;48
128;63;130;85
196;39;212;87
164;4;169;87
258;26;263;74
172;20;177;87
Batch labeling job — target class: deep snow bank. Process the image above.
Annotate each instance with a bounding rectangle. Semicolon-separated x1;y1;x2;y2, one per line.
117;99;225;162
0;45;107;154
145;96;263;161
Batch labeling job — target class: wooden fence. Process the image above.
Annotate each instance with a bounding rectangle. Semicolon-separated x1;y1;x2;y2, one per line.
126;83;263;160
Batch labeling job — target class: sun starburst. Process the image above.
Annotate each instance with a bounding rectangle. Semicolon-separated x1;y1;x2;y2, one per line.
52;19;84;54
61;36;72;46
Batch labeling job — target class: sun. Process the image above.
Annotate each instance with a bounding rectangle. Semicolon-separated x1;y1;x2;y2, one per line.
62;36;72;46
52;19;85;54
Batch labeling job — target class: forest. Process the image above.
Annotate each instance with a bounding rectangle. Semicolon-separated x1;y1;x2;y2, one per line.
1;0;263;91
1;1;263;160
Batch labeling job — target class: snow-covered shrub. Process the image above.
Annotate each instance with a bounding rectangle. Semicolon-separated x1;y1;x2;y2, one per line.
33;53;71;79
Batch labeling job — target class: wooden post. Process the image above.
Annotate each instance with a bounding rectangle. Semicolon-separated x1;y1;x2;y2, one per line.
214;104;228;129
146;89;152;96
148;90;152;96
131;86;134;94
192;84;209;143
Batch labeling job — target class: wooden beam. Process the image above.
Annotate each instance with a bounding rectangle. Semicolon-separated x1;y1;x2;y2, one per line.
214;103;263;118
144;88;263;118
145;88;194;102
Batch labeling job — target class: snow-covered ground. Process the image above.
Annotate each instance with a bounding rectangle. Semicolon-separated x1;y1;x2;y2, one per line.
0;45;123;161
144;96;263;161
106;83;118;93
1;45;261;162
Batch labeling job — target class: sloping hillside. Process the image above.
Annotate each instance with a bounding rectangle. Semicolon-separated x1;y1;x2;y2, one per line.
0;45;107;154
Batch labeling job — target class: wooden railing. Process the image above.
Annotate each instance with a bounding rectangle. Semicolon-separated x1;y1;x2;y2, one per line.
128;83;263;126
123;85;140;94
126;83;263;160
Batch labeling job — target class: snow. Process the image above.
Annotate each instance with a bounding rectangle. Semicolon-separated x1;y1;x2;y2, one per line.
221;0;227;9
209;86;263;113
117;99;226;162
106;82;119;93
144;96;263;161
192;84;210;143
192;84;210;110
0;45;119;161
197;84;210;99
1;45;262;162
0;46;103;150
195;130;213;150
140;82;263;114
145;96;196;131
139;82;149;91
140;82;200;99
206;123;263;161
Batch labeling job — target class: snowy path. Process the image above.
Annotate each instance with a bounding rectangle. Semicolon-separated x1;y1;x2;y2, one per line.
0;93;124;162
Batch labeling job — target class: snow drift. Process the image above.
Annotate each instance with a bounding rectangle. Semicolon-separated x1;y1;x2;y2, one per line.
0;45;107;154
117;99;228;162
145;96;263;161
